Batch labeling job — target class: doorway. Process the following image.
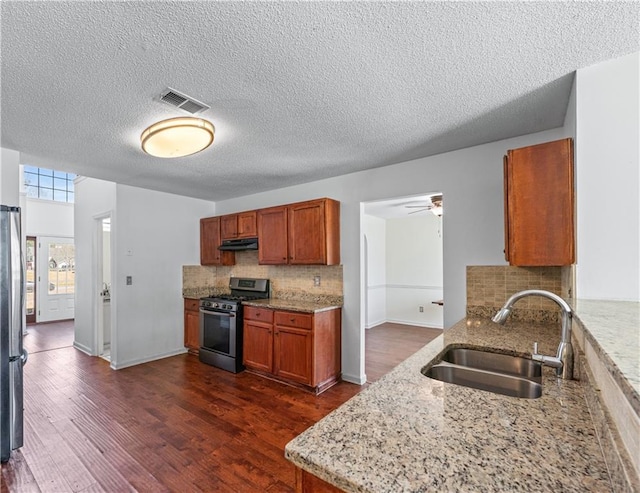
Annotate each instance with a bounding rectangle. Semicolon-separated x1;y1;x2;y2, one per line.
361;193;444;381
96;215;112;361
37;236;75;322
25;236;37;324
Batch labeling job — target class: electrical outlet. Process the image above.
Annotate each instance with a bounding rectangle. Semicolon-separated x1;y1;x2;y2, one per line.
419;306;424;313
126;276;132;285
313;275;321;287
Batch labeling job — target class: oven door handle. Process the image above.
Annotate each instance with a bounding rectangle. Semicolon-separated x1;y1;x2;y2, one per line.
199;309;235;317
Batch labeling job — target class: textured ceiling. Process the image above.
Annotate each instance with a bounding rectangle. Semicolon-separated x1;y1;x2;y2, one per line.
1;2;638;201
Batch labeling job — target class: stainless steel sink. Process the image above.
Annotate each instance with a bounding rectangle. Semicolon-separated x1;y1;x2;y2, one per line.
441;348;542;380
422;347;543;399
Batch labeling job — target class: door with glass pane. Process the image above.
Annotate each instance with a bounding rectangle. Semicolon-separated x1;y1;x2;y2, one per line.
25;236;36;324
37;237;75;322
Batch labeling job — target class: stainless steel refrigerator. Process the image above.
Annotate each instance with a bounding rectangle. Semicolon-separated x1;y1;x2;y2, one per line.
0;205;27;463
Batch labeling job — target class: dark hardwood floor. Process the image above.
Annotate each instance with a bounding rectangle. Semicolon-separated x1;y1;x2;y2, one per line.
365;322;442;383
2;320;440;492
23;320;75;354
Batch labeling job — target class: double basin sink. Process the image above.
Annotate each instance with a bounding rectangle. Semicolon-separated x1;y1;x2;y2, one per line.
422;347;543;399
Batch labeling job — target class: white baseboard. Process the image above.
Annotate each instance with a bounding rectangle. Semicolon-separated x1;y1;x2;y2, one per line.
365;317;386;329
73;341;93;355
341;372;367;385
386;318;444;330
111;348;188;370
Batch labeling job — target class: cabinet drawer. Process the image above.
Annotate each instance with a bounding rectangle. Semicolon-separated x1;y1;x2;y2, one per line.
244;306;274;323
184;298;199;312
275;311;312;329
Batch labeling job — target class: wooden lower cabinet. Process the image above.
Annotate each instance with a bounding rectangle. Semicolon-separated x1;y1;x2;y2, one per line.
275;325;313;385
243;306;341;393
295;467;344;493
184;298;200;354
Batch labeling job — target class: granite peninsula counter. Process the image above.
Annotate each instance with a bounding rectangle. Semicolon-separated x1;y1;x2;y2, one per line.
285;318;613;492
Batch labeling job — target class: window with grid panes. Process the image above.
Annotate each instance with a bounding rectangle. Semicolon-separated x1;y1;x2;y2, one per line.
24;166;76;203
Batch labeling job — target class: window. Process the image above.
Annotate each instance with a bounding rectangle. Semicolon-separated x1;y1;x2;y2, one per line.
24;166;76;203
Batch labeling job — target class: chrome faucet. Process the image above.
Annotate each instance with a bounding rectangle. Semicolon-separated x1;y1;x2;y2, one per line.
492;289;573;380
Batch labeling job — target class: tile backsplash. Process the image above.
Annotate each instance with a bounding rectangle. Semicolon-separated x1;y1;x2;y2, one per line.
466;265;572;323
183;250;343;302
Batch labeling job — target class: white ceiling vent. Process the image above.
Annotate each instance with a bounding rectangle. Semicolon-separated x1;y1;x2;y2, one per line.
158;88;210;114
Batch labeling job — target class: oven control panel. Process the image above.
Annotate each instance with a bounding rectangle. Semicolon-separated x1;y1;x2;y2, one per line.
201;300;235;311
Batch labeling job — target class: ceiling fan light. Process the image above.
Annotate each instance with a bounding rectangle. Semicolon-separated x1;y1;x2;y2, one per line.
141;117;214;158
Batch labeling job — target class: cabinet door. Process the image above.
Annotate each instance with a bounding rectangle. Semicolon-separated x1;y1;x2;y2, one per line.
200;217;234;266
237;211;257;238
220;214;238;240
184;299;200;353
274;325;312;385
505;138;574;266
258;206;288;264
288;200;327;264
243;320;273;373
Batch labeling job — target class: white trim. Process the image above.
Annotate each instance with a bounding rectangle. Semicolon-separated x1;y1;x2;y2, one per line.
365;317;386;329
367;284;386;290
342;372;367;385
385;318;444;329
110;348;188;370
73;341;93;355
25;197;75;207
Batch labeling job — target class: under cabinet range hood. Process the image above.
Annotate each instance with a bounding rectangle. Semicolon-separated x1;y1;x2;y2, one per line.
218;238;259;251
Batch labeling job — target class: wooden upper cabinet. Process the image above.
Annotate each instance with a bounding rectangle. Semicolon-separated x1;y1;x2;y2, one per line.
504;138;575;266
258;198;340;265
237;211;257;238
257;206;289;264
288;199;340;265
221;211;257;240
220;214;238;240
200;217;234;266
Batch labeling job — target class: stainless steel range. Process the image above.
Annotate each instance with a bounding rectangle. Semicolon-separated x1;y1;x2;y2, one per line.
199;277;269;373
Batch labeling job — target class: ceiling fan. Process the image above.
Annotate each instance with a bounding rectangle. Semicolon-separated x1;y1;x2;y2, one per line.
405;194;443;216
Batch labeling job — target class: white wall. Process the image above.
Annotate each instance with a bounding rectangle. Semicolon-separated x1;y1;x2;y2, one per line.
385;215;443;328
214;126;569;384
112;184;215;368
362;215;386;328
75;177;216;366
575;52;640;301
0;148;20;206
103;228;111;286
74;177;116;355
25;198;74;237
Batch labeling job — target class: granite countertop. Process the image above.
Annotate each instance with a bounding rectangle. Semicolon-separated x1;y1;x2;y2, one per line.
242;298;342;313
285;318;611;492
570;299;639;405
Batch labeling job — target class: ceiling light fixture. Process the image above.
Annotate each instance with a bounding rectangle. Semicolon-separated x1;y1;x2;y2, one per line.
140;117;215;158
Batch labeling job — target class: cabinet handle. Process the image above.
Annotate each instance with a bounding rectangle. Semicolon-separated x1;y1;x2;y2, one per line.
256;313;261;317
290;318;295;323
